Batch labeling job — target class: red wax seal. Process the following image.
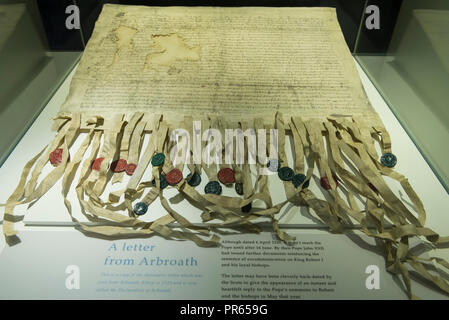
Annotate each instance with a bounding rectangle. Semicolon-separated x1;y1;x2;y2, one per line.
49;148;64;166
218;168;235;184
91;157;105;171
111;159;127;173
320;175;338;190
126;163;137;176
165;168;183;185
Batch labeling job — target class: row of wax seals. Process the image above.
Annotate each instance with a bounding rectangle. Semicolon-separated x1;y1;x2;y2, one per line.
136;153;252;215
49;149;397;216
49;148;137;175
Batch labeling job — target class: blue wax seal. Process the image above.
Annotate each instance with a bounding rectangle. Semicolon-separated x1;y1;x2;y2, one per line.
133;202;148;216
235;182;244;195
152;174;168;189
204;181;222;195
241;202;252;213
292;173;307;188
380;152;397;168
278;167;294;181
186;172;201;187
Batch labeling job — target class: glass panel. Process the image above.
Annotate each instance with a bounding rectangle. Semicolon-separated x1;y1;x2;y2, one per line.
355;0;449;192
0;0;82;166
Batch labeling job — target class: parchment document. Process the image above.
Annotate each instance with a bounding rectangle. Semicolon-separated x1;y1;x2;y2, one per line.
61;5;378;123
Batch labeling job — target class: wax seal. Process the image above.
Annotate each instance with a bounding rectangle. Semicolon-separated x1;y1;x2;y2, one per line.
166;168;183;185
151;153;165;167
320;175;339;190
302;179;310;189
152;174;168;189
235;182;244;195
49;148;68;167
204;181;222;195
186;172;201;187
125;163;137;176
241;202;252;213
380;153;397;168
111;159;127;173
278;167;294;181
133;202;148;216
218;168;235;184
91;157;105;171
292;173;306;188
267;159;280;172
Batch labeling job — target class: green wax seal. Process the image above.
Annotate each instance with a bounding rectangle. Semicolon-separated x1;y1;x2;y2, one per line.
133;202;148;216
186;172;201;187
235;182;244;195
380;153;397;168
152;174;168;189
302;179;310;189
151;153;165;167
204;181;222;195
292;173;307;188
278;167;294;181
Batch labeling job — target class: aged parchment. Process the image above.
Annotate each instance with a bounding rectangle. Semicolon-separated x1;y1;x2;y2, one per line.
61;5;377;124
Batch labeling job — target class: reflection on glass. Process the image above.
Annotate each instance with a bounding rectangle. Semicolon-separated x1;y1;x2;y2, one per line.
0;0;81;166
394;9;449;125
355;1;449;192
0;3;25;48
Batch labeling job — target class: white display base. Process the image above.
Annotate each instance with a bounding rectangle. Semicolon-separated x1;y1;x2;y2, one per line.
0;229;446;300
0;59;448;299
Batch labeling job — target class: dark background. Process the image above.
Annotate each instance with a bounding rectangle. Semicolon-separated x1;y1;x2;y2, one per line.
35;0;403;53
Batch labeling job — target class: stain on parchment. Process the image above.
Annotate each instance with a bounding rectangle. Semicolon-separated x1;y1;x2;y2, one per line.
111;25;137;65
145;34;200;70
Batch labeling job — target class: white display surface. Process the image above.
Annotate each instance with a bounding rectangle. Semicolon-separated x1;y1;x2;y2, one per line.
0;60;448;299
0;229;446;300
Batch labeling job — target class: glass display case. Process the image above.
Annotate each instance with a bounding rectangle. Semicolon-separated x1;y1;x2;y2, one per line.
0;0;81;166
354;0;449;193
0;1;448;302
